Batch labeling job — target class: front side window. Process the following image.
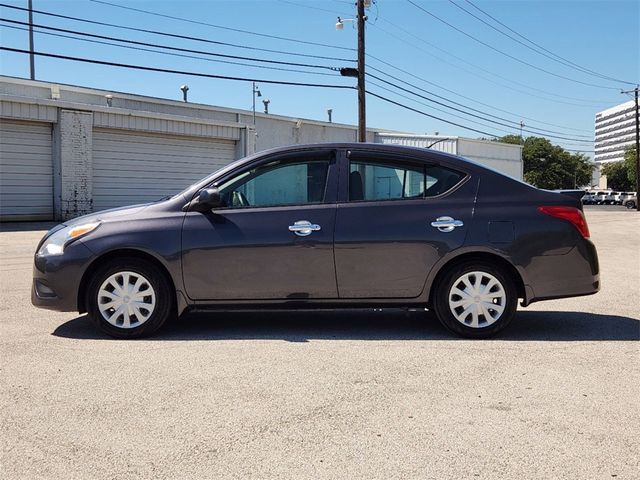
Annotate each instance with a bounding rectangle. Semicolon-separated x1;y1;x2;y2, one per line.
349;160;464;201
217;159;329;208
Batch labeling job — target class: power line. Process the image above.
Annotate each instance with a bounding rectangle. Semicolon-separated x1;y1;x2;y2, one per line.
0;3;356;63
0;17;340;71
366;89;501;137
367;72;593;144
461;0;636;86
368;20;611;107
0;22;338;77
0;47;356;89
89;0;354;52
366;53;594;134
448;0;633;85
406;0;620;91
277;0;353;17
367;65;593;139
367;79;520;136
368;78;596;148
369;88;595;152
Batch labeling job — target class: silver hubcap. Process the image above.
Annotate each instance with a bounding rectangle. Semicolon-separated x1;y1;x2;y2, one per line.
97;271;156;329
448;271;506;328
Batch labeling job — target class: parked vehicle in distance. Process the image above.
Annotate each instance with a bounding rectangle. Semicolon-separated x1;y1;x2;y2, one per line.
624;194;637;209
581;191;593;204
603;191;620;205
593;191;612;205
32;144;600;339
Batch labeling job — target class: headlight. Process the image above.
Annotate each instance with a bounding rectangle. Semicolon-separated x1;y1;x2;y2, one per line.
37;222;100;256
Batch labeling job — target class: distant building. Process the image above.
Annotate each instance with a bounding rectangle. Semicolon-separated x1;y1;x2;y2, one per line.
594;100;635;165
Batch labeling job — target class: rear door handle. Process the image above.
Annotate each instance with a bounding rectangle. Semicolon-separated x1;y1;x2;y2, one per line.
289;220;321;236
431;216;464;233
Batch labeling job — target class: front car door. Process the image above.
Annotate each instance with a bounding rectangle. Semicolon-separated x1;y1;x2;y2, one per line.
334;149;476;299
181;150;338;301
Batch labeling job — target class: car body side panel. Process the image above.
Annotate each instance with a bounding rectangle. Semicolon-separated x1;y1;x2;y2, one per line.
334;178;477;298
460;174;599;304
181;204;338;300
32;198;187;312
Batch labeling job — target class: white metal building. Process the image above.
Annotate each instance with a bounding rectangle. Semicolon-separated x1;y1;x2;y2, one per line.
595;100;636;164
375;133;523;180
1;76;522;221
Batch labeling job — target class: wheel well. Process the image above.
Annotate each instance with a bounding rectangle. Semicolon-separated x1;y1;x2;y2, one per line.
77;249;177;313
427;252;525;306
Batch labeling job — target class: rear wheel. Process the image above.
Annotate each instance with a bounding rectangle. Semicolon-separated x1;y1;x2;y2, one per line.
86;258;174;339
433;262;517;338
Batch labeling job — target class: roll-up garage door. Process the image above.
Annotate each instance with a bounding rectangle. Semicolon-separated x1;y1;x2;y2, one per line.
0;120;53;221
92;129;237;211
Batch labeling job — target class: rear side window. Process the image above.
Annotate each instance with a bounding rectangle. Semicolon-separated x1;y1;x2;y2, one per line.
349;160;464;201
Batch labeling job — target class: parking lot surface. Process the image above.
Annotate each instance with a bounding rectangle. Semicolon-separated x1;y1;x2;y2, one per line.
1;208;638;479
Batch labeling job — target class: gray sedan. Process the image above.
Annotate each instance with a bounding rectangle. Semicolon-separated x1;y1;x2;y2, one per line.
32;144;600;339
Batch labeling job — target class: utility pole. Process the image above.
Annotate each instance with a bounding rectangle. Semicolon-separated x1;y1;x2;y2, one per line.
356;0;366;142
28;0;35;80
252;82;261;125
622;87;640;211
519;120;524;143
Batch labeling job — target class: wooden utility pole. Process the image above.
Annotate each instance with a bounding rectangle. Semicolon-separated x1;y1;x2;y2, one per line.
635;87;639;212
622;87;640;211
28;0;35;80
357;0;366;142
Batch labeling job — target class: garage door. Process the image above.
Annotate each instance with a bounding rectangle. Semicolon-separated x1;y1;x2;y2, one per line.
0;120;53;221
92;129;237;211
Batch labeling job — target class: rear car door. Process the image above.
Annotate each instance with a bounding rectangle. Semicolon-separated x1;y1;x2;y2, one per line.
181;150;338;300
334;150;476;299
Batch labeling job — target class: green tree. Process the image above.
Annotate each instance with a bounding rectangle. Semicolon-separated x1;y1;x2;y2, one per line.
498;135;594;189
623;146;637;189
601;161;633;190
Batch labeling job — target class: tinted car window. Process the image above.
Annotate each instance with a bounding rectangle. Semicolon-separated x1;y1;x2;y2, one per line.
349;160;464;201
218;160;329;208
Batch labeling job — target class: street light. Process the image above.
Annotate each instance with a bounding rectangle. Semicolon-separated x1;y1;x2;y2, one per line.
335;0;369;142
262;98;270;114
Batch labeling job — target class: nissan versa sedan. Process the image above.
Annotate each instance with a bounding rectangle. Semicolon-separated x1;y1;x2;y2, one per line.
32;143;599;339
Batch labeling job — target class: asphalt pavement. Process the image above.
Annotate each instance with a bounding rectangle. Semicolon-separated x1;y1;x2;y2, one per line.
0;209;638;479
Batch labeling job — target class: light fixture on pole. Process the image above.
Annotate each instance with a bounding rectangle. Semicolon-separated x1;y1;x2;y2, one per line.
262;98;270;114
252;82;262;125
335;0;369;142
327;108;333;123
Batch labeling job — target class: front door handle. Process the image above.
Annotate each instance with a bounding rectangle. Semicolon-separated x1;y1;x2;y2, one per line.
289;220;321;236
431;216;464;233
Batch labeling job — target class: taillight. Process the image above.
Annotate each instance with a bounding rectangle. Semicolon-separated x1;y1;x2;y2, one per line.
538;206;590;238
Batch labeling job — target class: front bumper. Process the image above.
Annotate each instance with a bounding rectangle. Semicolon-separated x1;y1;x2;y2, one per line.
31;240;94;312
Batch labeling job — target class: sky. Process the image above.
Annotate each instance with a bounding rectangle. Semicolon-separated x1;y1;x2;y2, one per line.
1;0;638;155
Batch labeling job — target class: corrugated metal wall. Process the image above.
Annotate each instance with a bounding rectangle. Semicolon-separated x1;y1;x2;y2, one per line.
0;120;53;221
92;129;236;211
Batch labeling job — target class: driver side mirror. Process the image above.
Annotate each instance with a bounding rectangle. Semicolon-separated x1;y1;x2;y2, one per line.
194;187;222;211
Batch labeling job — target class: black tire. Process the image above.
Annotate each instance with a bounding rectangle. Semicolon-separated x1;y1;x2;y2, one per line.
433;261;518;339
86;257;175;339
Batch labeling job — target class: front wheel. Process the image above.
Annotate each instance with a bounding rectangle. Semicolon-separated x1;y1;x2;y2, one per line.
433;262;518;338
86;258;175;339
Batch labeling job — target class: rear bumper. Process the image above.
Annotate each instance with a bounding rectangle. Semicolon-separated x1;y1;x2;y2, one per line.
523;238;599;305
